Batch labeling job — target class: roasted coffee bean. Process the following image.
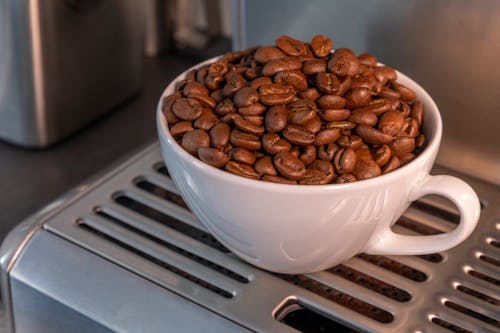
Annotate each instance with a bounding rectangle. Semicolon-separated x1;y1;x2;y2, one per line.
210;89;224;103
415;134;426;148
262;133;291;155
303;115;322;134
198;147;230;168
390;136;416;157
323;121;356;131
354;148;382;180
410;101;424;126
181;129;210;155
392;82;416;101
238;103;266;116
209;122;230;149
274;152;306;180
319;109;350;122
345;87;371;109
262;175;297;184
189;93;217;109
230;129;261;150
337;76;353;96
208;61;228;78
348;109;378;126
398;101;411;117
289;146;300;158
196;67;207;83
314;128;341;146
317;143;340;161
302;59;327;75
244;66;262;80
262;57;302;76
379;86;401;100
311;34;332;58
374;66;397;85
222;73;246;96
356;125;393;145
299;43;315;62
175;79;190;92
299;145;317;165
265;106;288;133
244;115;264;126
300;87;322;100
357;52;378;67
317;95;347;109
299;169;330;185
221;112;241;126
172;98;203;121
215;99;236;116
205;74;224;90
354;99;391;116
372;144;391;167
378;110;404;136
162;94;181;124
337;135;362;150
316;72;341;95
230;147;256;165
259;84;296;105
183;81;209;97
400;153;416;166
382;156;400;174
225;161;260;179
403;117;420;137
333;147;356;174
275;35;307;56
234;87;259;107
234;116;265;135
274;70;308;91
170;121;193;137
387;98;401;110
336;173;357;184
287;99;317;125
250;76;273;89
350;74;379;91
254;155;278;175
254;46;286;63
283;124;316;146
194;115;219;131
309;160;335;182
328;49;362;76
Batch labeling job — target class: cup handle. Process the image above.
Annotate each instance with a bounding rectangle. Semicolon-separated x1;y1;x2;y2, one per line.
365;175;481;255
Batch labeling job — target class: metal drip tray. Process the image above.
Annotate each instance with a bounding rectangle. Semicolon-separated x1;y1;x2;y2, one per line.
2;142;499;333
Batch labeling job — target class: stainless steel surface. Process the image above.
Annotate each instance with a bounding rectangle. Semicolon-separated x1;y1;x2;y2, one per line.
233;0;500;186
0;0;145;147
3;142;499;332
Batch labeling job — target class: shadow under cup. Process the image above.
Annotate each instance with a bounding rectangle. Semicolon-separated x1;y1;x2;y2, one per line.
157;57;479;274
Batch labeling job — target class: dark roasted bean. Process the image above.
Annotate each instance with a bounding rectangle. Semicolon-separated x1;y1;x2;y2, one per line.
300;87;321;101
289;146;300;158
348;109;378;126
345;87;371;109
162;94;181;125
382;156;400;174
220;112;241;126
356;125;393;145
262;175;297;184
337;135;362;150
357;52;378;67
274;70;308;91
198;147;230;168
316;72;341;95
222;73;246;96
319;109;350;122
274;152;306;180
210;89;224;103
336;173;357;184
390;136;416;157
317;95;347;109
230;147;256;165
283;124;316;146
327;49;361;76
234;87;259;107
250;76;273;89
183;81;209;97
275;35;307;56
225;161;260;179
374;66;397;85
244;66;262;80
262;57;302;76
399;101;411;117
379;86;401;100
287;99;317;125
303;59;327;75
353;99;391;116
244;115;264;126
208;61;228;78
209;122;230;149
410;101;424;126
372;145;391;167
299;169;330;185
230;129;261;150
238;103;266;116
196;67;207;83
205;74;224;90
234;116;265;135
254;46;286;63
317;143;339;161
403;117;420;137
259;83;296;105
314;128;341;146
215;98;236;116
170;121;193;137
172;98;203;121
311;34;332;58
181;129;210;155
189;93;217;109
378;110;404;136
354;147;382;180
265;106;288;133
333;147;356;174
193;115;219;131
337;76;352;96
323;121;356;131
262;133;291;155
392;82;416;101
254;155;278;176
299;145;317;165
309;160;335;183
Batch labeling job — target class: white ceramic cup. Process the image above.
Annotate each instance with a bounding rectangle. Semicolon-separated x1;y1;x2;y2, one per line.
157;57;481;274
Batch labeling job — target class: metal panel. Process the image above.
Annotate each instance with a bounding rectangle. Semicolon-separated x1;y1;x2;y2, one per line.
233;0;500;186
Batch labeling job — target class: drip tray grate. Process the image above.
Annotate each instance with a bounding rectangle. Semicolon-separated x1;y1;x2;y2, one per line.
43;143;500;333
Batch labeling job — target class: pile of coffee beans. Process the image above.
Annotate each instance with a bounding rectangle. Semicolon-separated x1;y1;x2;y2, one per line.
162;35;426;184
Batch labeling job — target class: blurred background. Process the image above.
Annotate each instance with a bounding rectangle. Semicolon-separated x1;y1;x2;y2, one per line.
1;0;499;262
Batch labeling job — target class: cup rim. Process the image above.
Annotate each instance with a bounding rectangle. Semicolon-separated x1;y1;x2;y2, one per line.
157;56;442;192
